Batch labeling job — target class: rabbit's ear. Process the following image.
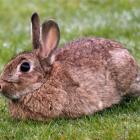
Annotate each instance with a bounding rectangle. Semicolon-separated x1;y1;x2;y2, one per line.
39;20;60;59
31;13;41;49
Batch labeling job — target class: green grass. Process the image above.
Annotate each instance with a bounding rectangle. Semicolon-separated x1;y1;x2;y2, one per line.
0;0;140;139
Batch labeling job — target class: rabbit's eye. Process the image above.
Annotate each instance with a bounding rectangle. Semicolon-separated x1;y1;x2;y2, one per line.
20;62;30;73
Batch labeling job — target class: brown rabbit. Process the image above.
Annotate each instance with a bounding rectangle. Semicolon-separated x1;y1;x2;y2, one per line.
0;13;139;121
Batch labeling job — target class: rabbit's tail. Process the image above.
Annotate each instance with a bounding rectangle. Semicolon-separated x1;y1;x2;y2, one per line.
128;71;140;97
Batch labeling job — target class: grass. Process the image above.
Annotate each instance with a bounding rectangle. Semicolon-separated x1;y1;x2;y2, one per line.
0;0;140;139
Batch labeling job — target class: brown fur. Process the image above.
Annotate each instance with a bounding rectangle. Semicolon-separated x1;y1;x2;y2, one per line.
0;13;139;121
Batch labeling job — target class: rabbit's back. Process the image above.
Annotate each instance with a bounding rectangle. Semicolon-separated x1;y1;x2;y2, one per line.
56;37;138;95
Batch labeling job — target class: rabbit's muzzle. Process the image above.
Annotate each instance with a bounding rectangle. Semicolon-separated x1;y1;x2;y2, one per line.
0;79;18;100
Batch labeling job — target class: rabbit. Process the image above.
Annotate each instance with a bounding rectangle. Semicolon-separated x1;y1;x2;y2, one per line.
0;12;139;121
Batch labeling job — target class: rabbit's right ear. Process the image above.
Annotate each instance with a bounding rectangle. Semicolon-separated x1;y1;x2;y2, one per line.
38;20;60;60
31;13;41;49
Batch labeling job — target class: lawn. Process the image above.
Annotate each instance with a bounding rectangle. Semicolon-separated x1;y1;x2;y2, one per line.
0;0;140;140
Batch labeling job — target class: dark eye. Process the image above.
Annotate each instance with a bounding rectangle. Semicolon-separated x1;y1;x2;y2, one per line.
20;62;30;73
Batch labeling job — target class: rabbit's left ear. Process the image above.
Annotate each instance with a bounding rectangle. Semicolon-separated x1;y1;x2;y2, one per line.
39;20;60;59
31;13;41;49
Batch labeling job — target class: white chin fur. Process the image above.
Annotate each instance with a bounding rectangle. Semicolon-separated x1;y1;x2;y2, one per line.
11;95;20;100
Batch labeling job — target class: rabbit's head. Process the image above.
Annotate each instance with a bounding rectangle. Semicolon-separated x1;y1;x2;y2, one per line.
0;13;60;100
